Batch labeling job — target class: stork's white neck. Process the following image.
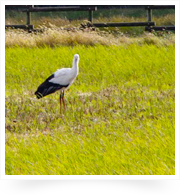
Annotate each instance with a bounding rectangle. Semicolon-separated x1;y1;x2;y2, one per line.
72;54;79;74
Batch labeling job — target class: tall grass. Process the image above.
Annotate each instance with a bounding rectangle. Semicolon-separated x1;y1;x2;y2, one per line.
5;8;175;27
5;44;175;175
5;28;175;48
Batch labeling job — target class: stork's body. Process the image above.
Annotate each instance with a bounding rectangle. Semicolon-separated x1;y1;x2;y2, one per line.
35;54;79;113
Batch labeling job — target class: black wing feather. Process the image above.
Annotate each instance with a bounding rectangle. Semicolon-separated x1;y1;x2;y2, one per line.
35;75;69;99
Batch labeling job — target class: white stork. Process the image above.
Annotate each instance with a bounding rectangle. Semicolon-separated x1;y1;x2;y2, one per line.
35;54;79;113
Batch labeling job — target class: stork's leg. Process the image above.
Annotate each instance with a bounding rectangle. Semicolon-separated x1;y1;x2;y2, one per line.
60;92;63;114
62;91;66;111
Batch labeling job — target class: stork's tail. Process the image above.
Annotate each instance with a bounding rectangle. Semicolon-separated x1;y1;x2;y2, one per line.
34;83;59;99
35;91;44;99
35;81;69;99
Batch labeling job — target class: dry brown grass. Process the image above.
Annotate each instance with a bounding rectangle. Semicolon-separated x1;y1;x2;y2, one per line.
6;14;175;28
153;14;175;26
5;26;175;48
5;28;112;47
5;12;175;48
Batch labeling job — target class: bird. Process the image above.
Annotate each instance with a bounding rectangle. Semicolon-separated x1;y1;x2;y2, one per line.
35;54;79;113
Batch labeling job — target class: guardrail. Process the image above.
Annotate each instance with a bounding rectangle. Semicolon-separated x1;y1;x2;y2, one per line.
5;5;175;32
5;5;97;30
145;5;175;31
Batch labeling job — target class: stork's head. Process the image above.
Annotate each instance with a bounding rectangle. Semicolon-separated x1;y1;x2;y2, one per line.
73;54;79;64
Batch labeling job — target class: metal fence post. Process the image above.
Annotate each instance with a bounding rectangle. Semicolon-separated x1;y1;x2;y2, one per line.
147;6;152;22
146;6;152;31
89;10;93;22
26;5;33;31
26;11;31;25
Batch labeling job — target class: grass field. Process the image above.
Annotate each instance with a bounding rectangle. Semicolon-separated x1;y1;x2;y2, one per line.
5;42;175;175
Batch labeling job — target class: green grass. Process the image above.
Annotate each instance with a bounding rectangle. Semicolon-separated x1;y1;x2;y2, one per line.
5;44;175;175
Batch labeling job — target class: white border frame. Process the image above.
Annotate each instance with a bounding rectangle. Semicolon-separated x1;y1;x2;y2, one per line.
1;0;179;180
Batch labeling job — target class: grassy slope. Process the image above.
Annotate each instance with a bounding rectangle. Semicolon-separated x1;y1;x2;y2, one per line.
5;44;175;175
